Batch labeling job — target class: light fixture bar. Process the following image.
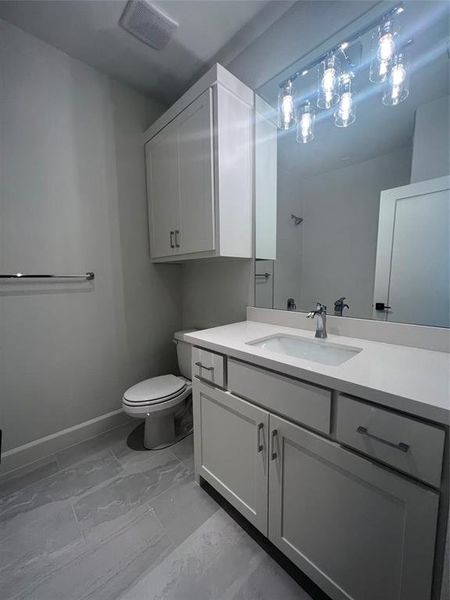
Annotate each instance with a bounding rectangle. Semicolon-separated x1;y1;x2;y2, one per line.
279;2;405;89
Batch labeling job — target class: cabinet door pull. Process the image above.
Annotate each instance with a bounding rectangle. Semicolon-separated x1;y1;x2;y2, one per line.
195;361;214;372
356;426;410;453
174;229;181;248
257;423;264;453
169;231;175;248
271;429;278;460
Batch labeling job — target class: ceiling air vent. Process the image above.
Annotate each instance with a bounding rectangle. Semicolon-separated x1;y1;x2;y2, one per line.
119;0;178;50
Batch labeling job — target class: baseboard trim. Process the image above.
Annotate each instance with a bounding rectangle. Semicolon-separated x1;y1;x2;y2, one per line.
0;409;131;476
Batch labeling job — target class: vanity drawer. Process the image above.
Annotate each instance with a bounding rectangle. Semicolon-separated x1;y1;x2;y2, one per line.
336;394;445;487
228;359;331;433
192;347;225;387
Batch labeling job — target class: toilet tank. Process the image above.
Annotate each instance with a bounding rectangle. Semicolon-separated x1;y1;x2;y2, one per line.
174;329;198;380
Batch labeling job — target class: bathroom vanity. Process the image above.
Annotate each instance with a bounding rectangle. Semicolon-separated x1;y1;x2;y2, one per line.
186;316;449;600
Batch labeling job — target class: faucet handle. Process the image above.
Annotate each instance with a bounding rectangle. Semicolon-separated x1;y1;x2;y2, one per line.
334;297;345;310
287;298;297;311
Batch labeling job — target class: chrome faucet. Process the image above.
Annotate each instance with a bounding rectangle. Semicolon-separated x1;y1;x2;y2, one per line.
307;302;327;338
334;296;349;317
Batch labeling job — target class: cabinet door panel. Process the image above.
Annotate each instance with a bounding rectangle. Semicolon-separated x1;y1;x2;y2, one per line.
193;379;268;534
177;89;215;254
145;126;179;258
268;414;438;600
215;84;252;258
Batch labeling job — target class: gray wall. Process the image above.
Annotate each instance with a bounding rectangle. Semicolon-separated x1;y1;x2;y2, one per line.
181;260;253;329
411;95;450;183
0;20;181;452
273;183;302;311
274;145;412;319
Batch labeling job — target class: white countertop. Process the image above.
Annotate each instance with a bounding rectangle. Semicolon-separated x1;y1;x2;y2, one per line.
186;321;450;426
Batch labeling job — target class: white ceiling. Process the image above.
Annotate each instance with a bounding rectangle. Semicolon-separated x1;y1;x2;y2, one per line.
0;0;292;103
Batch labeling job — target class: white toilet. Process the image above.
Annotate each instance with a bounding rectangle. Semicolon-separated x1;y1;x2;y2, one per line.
122;330;197;449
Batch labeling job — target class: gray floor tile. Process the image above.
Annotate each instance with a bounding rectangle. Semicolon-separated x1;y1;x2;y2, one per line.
224;554;313;600
0;454;122;524
110;426;144;462
73;449;191;537
121;509;306;600
151;475;219;545
0;501;84;599
14;507;172;600
171;434;194;471
56;422;136;470
0;456;60;498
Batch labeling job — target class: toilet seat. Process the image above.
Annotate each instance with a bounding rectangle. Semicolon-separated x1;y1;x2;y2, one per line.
122;375;191;416
123;374;187;405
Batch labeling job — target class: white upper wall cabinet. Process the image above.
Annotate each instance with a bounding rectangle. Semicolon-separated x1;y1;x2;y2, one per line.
144;64;254;262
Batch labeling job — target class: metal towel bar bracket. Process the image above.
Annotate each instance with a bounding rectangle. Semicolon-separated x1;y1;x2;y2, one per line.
0;272;95;281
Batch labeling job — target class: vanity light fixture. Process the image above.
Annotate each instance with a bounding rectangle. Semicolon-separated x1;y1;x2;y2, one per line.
334;73;356;127
277;79;296;130
369;19;397;83
296;100;315;143
275;3;412;143
317;54;341;109
382;49;409;105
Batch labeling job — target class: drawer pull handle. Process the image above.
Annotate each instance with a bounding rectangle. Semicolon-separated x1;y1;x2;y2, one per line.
357;426;410;453
170;231;175;248
271;429;278;460
257;423;264;453
195;361;214;372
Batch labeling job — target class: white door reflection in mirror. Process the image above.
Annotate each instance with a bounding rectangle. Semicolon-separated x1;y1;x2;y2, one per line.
373;176;450;327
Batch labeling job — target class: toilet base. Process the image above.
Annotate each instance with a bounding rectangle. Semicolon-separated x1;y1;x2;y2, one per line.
144;423;192;450
144;404;192;450
144;409;176;449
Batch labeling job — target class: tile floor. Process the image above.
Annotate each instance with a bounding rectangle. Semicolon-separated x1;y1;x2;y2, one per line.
0;422;313;600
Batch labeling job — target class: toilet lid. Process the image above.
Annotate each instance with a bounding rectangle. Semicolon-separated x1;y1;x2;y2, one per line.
123;375;187;404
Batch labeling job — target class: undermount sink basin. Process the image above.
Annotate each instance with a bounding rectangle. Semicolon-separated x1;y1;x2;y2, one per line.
247;334;362;366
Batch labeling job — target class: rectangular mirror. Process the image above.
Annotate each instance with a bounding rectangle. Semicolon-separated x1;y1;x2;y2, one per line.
254;1;449;328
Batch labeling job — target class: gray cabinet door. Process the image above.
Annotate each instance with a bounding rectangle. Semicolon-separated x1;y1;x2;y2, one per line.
193;379;269;534
268;414;439;600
